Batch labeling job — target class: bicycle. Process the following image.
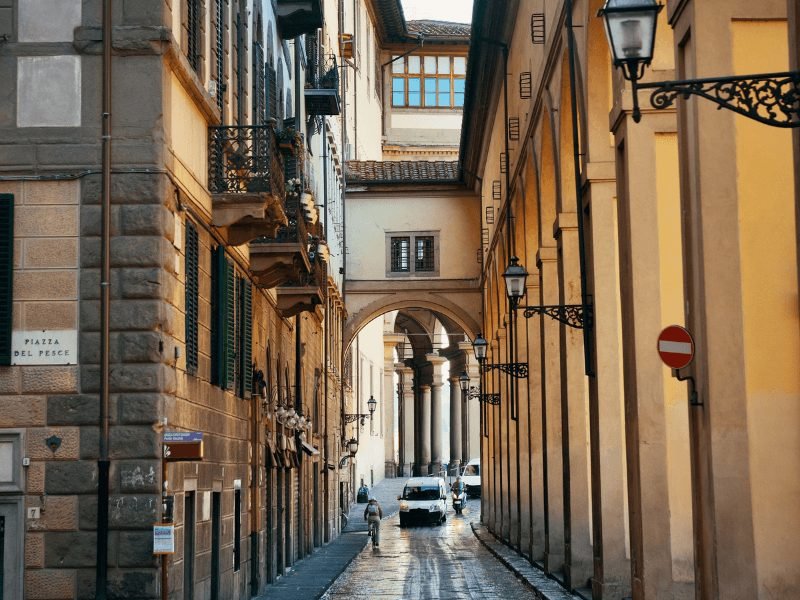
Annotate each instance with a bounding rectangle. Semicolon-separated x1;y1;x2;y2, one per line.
340;510;349;530
368;519;379;548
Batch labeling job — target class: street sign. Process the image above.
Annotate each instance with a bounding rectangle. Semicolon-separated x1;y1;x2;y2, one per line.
153;524;175;554
163;431;204;461
657;325;694;369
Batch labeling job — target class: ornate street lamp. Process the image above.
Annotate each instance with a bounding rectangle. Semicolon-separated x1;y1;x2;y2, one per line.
599;0;800;127
338;437;359;468
458;370;500;405
344;395;378;426
502;257;528;309
470;332;528;378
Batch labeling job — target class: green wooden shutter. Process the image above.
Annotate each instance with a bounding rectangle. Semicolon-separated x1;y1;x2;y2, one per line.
212;245;234;388
225;264;236;390
184;221;199;374
239;278;252;398
0;195;13;365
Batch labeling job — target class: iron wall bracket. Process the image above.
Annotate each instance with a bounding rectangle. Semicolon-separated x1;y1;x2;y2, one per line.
520;303;591;329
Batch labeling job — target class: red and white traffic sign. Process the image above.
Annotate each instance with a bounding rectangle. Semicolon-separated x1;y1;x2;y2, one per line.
657;325;694;369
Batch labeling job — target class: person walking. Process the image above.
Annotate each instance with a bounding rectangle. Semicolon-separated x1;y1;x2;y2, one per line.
363;495;383;546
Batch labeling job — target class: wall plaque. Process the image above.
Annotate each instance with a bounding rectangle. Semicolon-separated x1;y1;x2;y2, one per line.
11;330;78;365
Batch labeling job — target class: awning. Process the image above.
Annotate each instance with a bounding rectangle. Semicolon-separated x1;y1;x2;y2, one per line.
301;441;320;456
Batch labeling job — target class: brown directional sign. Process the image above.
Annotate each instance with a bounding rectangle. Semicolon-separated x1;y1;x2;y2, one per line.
163;431;204;462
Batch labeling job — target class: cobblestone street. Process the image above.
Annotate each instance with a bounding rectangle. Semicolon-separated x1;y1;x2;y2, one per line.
321;504;534;600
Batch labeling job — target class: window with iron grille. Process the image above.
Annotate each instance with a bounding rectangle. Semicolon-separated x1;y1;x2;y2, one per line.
0;194;13;365
387;232;438;276
415;236;434;272
212;0;226;113
390;237;410;272
186;0;203;73
185;221;199;375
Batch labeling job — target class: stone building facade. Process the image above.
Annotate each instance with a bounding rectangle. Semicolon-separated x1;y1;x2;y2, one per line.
0;0;354;597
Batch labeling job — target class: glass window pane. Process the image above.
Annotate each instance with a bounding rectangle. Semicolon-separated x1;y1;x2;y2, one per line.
454;56;466;75
392;56;404;73
408;56;420;73
408;78;421;93
438;92;450;106
424;78;436;106
424;56;437;73
454;92;464;107
454;79;465;93
438;79;450;93
438;56;450;73
392;78;405;106
408;78;421;106
438;78;450;106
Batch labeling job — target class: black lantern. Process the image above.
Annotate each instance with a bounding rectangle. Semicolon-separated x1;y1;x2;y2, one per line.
458;371;470;395
367;395;377;415
598;0;662;80
503;256;528;308
472;333;488;362
347;437;359;457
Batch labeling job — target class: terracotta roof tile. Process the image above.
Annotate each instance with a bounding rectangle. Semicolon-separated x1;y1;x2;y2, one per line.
346;160;460;183
407;20;471;38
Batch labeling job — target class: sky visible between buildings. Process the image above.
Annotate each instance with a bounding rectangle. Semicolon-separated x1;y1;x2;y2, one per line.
401;0;473;24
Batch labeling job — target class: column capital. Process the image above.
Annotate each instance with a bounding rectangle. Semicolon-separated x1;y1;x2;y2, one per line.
418;384;431;393
426;352;448;386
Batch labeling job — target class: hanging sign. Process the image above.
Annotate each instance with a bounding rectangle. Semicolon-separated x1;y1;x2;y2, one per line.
657;325;695;369
163;431;204;461
153;524;175;554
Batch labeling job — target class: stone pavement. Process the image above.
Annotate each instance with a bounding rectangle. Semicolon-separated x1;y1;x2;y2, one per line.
470;522;582;600
255;477;407;600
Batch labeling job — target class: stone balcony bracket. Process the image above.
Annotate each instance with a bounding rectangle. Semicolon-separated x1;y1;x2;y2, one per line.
211;192;288;246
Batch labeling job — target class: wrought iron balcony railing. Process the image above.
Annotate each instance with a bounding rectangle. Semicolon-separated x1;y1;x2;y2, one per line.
305;54;341;115
208;124;285;197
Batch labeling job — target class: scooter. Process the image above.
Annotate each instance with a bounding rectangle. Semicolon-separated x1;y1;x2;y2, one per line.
452;488;467;515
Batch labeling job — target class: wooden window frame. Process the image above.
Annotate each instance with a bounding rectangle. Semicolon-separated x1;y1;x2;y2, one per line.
391;54;466;109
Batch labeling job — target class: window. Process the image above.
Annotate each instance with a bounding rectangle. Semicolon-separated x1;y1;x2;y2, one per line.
0;194;12;365
211;246;253;396
184;491;196;599
390;237;410;272
415;236;434;272
212;0;226;113
185;0;203;73
387;232;438;276
184;221;199;375
233;486;242;571
391;55;466;108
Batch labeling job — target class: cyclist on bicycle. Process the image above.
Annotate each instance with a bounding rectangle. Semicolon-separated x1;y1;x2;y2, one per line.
363;495;383;546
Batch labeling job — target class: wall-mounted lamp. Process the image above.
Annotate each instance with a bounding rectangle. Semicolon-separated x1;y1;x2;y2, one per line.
599;0;800;127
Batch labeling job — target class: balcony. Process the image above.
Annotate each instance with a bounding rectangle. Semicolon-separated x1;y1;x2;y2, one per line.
275;243;327;318
208;124;288;246
276;0;323;39
249;200;312;290
305;55;341;116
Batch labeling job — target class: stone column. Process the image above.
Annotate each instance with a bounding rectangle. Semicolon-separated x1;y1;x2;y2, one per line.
398;365;415;477
383;334;405;477
555;212;593;589
448;374;462;475
418;384;432;472
459;341;480;465
538;246;564;574
427;352;448;475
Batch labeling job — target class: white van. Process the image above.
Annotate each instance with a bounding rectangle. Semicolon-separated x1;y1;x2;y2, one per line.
461;459;481;498
398;477;448;527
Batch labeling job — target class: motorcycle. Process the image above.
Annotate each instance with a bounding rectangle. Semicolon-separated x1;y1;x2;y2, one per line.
451;488;467;515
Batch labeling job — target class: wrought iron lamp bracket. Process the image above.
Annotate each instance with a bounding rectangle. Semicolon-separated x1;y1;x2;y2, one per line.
464;386;501;405
520;303;591;329
636;70;800;128
343;413;370;425
480;362;529;378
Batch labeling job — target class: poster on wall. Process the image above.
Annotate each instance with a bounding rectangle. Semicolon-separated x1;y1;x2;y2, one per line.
11;330;78;365
153;524;175;554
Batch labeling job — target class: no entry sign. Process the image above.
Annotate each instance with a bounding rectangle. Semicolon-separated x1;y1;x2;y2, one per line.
657;325;694;369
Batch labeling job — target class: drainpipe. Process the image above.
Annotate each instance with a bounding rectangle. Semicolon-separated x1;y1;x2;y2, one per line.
322;127;331;542
96;0;112;597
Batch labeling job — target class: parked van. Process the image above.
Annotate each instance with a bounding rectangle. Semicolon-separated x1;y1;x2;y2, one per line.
461;459;481;498
398;477;448;526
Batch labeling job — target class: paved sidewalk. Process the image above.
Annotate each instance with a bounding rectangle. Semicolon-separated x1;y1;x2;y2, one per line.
255;477;407;600
471;522;582;600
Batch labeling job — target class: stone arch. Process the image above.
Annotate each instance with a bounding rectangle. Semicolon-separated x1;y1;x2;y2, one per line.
343;293;481;352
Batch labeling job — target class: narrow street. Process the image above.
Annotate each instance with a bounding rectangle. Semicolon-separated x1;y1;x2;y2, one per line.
321;506;534;600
